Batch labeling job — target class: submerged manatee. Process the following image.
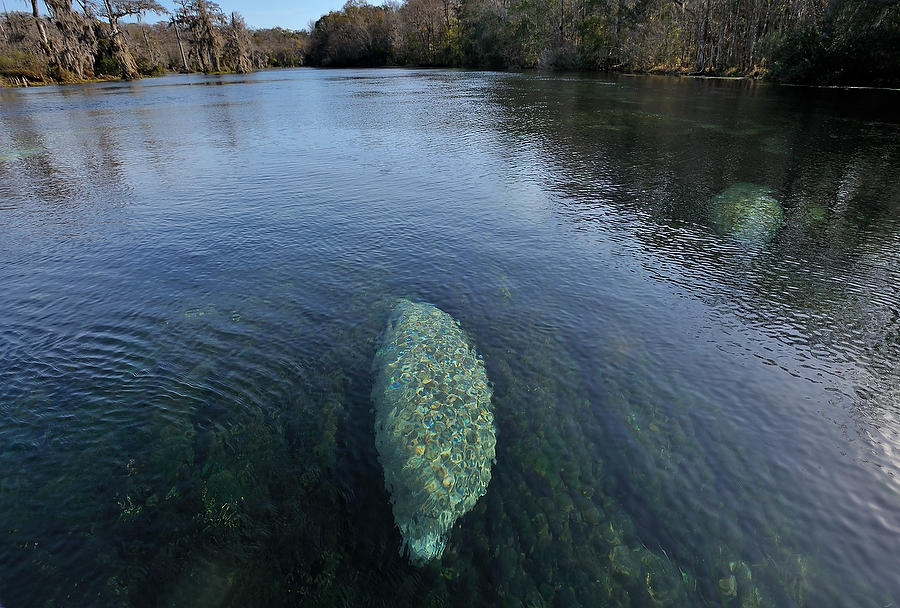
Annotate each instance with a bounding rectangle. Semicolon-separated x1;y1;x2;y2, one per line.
708;183;783;245
373;299;496;564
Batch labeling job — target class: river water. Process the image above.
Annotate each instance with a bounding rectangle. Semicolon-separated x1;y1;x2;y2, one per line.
1;69;898;607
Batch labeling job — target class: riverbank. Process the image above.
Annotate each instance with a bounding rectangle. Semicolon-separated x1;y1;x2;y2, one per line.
0;72;121;87
0;67;759;89
8;65;900;93
1;68;256;88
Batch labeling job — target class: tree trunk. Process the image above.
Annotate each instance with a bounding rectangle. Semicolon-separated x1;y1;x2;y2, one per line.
30;0;54;61
103;0;140;79
611;0;621;67
715;0;727;70
698;0;712;71
748;0;759;70
138;15;155;64
696;19;704;71
172;17;189;71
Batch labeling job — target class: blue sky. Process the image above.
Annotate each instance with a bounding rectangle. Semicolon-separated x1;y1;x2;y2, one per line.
224;0;352;30
162;0;350;30
158;0;349;30
15;0;351;31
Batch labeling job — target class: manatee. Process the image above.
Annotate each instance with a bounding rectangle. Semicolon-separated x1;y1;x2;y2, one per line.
708;183;783;245
372;299;496;564
0;146;44;163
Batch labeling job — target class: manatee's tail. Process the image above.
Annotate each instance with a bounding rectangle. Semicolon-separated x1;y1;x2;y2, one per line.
403;530;447;565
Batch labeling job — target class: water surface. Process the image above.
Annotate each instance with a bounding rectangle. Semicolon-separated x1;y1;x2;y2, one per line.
1;69;899;607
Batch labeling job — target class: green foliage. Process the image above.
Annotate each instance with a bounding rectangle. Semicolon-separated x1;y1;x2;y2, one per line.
48;64;79;83
825;0;900;86
459;2;515;69
0;48;48;82
94;54;123;78
94;38;124;77
761;25;826;84
302;0;899;85
763;25;827;84
3;0;898;84
578;12;617;70
135;57;167;76
307;2;396;67
763;0;900;86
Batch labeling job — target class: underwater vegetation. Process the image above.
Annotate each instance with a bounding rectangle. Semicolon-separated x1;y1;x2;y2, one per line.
372;299;496;564
708;183;784;245
1;282;883;607
0;287;873;608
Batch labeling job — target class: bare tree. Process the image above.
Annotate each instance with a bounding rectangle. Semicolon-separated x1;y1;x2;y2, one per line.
91;0;165;79
175;0;225;72
44;0;98;80
168;15;189;70
28;0;53;60
136;12;154;63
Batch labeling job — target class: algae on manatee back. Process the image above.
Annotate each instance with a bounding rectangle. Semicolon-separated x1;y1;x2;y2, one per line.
372;299;496;564
708;183;783;245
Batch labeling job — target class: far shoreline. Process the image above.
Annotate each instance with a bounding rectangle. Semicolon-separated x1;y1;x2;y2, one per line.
3;65;900;93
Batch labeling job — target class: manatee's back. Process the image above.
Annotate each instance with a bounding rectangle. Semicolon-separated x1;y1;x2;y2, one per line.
372;299;496;564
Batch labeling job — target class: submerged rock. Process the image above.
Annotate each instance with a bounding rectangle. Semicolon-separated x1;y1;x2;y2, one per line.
373;299;496;564
708;183;783;245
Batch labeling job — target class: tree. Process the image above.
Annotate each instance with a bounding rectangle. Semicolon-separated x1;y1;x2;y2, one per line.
175;0;225;72
92;0;166;79
224;11;252;73
307;1;397;66
169;15;189;70
28;0;53;60
43;0;98;80
251;27;307;67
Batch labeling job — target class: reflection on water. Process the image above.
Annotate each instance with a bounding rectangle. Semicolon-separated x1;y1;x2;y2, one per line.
0;70;898;607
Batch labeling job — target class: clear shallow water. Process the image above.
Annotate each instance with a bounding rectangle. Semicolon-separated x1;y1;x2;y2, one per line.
1;69;898;607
